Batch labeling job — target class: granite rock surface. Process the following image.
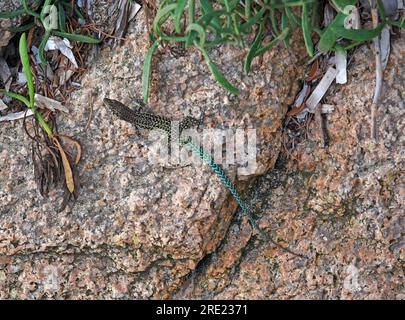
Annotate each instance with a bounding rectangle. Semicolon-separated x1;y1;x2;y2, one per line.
175;38;405;300
0;8;403;299
0;9;305;298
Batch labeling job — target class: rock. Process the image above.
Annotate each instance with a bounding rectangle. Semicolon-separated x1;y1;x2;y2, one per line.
2;5;402;300
0;0;39;48
175;36;405;300
0;1;119;50
0;9;303;298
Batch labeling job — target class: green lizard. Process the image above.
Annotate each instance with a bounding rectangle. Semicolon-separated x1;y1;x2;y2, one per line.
104;98;303;257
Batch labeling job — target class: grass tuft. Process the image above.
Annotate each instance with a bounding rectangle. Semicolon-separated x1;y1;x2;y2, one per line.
142;0;403;101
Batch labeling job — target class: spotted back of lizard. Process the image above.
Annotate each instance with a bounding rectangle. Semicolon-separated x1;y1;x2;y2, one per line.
104;98;199;137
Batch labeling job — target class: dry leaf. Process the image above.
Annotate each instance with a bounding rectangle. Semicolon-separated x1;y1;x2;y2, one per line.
129;2;142;21
55;56;75;85
58;134;82;165
35;94;69;113
0;57;12;91
306;67;338;112
287;102;306;116
53;137;74;193
380;25;391;71
0;109;34;122
0;99;8;111
44;36;78;68
305;59;319;82
335;50;347;84
288;83;311;116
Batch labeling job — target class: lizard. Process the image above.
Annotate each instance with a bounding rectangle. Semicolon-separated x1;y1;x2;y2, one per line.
103;98;304;257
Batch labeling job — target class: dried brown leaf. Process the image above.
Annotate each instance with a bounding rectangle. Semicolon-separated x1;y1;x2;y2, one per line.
58;134;82;165
305;59;319;82
287;102;306;116
53;137;74;193
288;83;311;116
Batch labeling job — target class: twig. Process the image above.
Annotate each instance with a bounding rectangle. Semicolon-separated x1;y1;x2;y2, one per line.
371;7;383;141
315;104;328;148
0;109;34;122
84;23;127;41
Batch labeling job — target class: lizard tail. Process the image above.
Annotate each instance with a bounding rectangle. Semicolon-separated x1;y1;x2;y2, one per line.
184;139;306;258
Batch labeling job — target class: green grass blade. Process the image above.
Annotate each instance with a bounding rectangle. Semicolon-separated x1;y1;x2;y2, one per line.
343;40;363;50
200;0;212;13
311;0;320;28
302;3;314;57
244;23;264;74
38;30;51;66
18;33;53;136
197;45;239;95
201;0;221;28
330;0;357;12
0;89;30;108
240;7;265;33
231;13;241;44
58;3;67;33
142;38;161;103
186;23;206;46
281;11;290;47
60;1;85;20
186;0;196;46
153;3;177;36
8;21;35;32
205;37;229;48
377;0;386;22
223;0;232;29
188;0;196;24
244;0;251;18
0;0;42;18
270;8;280;36
273;0;316;8
387;18;405;28
22;0;40;18
174;0;187;33
51;30;101;43
254;27;290;57
19;33;34;107
332;23;386;41
0;8;25;19
284;5;300;26
198;9;228;27
40;0;53;22
317;12;346;52
160;35;188;41
73;6;85;21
